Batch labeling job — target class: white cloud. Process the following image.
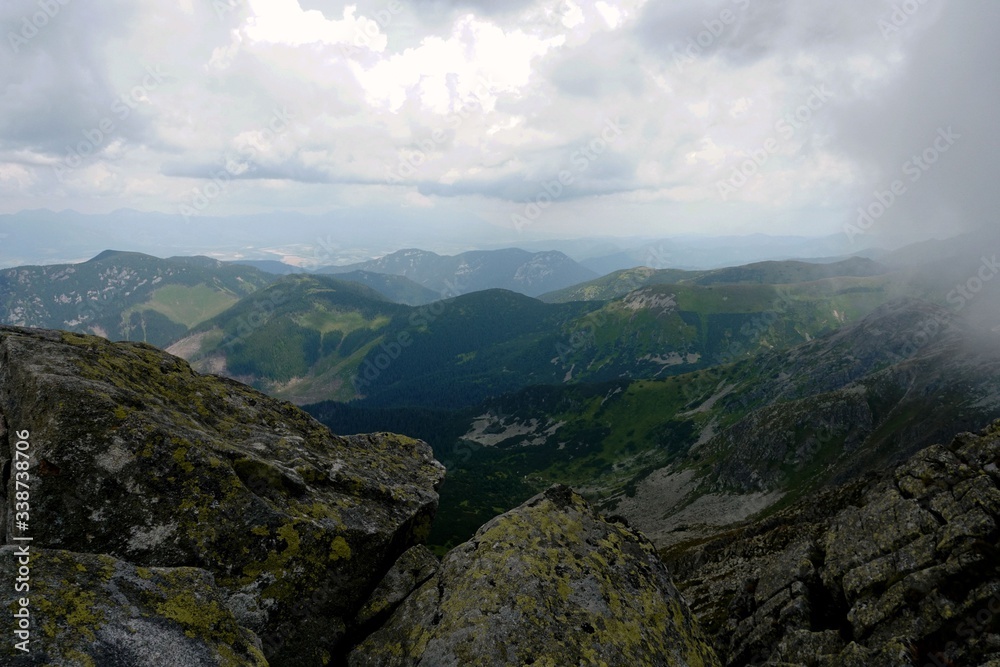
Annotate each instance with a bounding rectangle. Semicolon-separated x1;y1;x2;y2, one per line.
594;2;623;28
244;1;387;50
0;0;987;244
352;15;564;113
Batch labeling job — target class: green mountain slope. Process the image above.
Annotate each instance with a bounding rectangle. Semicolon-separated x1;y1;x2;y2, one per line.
539;256;888;303
330;270;441;305
308;299;1000;552
174;270;909;407
320;247;599;297
170;274;410;403
0;250;274;346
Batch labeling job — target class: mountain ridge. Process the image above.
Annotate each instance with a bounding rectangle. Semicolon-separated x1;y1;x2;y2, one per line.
319;247;599;297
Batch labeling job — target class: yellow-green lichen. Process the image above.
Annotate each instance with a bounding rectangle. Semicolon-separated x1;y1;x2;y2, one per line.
172;444;195;474
155;589;236;643
329;536;352;561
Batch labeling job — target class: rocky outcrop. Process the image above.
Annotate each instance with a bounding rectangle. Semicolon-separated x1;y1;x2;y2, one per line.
0;326;445;665
612;299;1000;549
0;547;267;666
664;420;1000;666
349;485;721;667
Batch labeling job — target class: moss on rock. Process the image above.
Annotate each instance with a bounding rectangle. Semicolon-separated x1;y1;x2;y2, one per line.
349;485;721;666
0;548;266;666
0;326;445;665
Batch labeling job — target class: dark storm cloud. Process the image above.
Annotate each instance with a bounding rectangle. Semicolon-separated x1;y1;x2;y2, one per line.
832;2;1000;243
633;0;886;67
161;159;345;186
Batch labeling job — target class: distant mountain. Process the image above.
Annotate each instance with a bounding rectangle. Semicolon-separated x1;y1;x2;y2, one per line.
540;256;889;303
0;208;518;268
229;259;306;275
578;234;879;274
0;250;274;346
168;274;409;401
230;260;440;306
178;267;912;407
171;277;598;405
323;270;440;306
318;248;599;297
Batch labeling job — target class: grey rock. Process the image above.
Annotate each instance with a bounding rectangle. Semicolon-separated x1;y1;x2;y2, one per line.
349;485;722;667
0;547;267;666
665;420;1000;666
0;326;445;665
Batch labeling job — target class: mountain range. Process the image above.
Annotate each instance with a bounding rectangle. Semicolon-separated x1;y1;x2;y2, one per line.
0;250;273;347
169;264;915;407
318;247;599;297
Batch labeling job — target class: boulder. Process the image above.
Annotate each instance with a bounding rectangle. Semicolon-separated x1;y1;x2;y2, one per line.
349;485;721;667
0;326;445;665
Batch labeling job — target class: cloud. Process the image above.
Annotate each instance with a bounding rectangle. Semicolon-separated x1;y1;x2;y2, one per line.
0;0;991;245
829;1;1000;244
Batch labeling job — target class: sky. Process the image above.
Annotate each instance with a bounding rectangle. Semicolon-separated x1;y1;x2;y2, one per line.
0;0;997;246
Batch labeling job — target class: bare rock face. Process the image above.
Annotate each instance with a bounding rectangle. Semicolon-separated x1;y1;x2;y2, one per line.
0;547;267;667
0;326;445;665
665;420;1000;667
349;485;721;667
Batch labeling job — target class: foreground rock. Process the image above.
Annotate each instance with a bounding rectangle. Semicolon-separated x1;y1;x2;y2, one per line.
0;326;445;665
665;420;1000;666
350;485;721;667
0;548;267;666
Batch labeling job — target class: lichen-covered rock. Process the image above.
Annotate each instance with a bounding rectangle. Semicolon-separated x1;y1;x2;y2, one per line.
354;545;439;627
0;326;445;665
0;547;266;666
349;485;721;667
665;420;1000;666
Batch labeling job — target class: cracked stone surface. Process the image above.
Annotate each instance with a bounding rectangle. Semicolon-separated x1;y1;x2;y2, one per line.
664;420;1000;667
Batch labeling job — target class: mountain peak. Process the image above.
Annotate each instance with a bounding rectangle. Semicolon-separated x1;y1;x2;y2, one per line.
84;249;141;263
